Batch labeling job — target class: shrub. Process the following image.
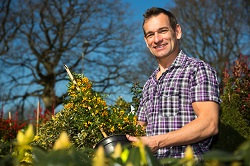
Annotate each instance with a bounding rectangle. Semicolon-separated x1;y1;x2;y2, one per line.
33;74;144;150
212;54;250;151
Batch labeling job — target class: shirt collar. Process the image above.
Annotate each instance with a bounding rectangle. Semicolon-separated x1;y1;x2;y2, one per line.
151;50;187;79
171;50;187;67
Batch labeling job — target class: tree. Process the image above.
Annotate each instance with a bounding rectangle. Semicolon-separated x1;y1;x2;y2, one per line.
0;0;20;55
171;0;249;79
0;0;139;116
131;50;158;85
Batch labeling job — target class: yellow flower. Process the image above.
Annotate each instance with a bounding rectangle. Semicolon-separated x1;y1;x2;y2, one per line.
82;77;90;85
123;116;129;122
181;145;195;166
93;146;106;166
17;131;25;145
83;122;88;128
33;135;40;141
17;124;34;145
112;143;122;159
120;110;125;115
110;126;115;132
121;148;130;163
102;111;108;116
64;103;73;110
20;151;32;164
81;87;87;91
95;110;99;114
53;131;72;150
133;116;137;122
184;145;194;160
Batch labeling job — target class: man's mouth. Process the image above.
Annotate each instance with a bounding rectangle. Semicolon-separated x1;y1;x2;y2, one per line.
153;43;167;50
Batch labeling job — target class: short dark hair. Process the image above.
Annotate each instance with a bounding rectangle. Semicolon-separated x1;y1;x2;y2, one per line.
142;7;178;35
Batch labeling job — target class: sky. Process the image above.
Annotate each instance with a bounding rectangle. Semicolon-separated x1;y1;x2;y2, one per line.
122;0;175;22
120;0;176;45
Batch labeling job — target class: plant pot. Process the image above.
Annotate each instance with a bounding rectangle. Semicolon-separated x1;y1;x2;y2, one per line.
95;134;131;155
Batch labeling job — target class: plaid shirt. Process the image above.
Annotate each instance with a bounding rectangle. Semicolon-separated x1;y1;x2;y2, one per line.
137;50;220;159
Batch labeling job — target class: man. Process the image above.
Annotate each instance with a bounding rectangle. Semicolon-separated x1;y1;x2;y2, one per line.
126;7;221;159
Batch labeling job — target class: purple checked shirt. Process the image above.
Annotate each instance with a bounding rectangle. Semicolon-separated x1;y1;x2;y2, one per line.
137;50;221;159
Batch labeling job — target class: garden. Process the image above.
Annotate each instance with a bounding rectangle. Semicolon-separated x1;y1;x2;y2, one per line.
0;56;249;166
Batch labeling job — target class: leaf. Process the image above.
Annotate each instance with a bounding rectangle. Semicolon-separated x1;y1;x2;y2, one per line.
126;147;140;166
144;146;161;166
33;147;92;166
203;150;240;162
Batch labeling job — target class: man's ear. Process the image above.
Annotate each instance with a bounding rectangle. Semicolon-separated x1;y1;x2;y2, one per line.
144;37;149;47
175;24;182;39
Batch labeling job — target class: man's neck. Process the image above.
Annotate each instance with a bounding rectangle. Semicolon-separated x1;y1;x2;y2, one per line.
157;49;180;73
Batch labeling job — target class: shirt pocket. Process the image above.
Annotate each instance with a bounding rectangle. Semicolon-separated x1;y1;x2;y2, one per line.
160;87;180;117
142;96;153;117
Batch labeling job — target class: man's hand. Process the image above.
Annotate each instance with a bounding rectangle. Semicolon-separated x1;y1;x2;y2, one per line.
126;134;159;153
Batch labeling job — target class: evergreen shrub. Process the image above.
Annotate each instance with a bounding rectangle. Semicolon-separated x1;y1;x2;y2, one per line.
33;74;144;150
212;55;250;152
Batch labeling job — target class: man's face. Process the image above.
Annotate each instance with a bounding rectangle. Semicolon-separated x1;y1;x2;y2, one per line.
143;13;181;59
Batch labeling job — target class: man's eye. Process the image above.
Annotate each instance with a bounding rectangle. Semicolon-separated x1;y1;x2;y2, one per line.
159;29;168;34
146;33;153;38
146;33;154;38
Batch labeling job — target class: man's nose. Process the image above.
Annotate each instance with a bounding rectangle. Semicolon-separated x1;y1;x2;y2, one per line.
153;32;162;43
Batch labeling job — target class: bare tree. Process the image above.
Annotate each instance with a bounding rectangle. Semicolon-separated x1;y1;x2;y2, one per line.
129;49;158;85
171;0;249;79
0;0;20;55
0;0;140;116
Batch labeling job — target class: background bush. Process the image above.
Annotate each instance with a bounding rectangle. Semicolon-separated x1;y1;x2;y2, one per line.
212;55;250;152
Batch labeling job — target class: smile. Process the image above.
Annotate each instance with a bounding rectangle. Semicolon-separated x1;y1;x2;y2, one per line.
153;43;167;50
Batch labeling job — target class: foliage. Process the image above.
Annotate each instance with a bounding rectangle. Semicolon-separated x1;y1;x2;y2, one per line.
212;54;250;152
0;110;27;157
2;125;250;166
33;74;144;150
0;111;27;141
0;108;53;156
12;124;34;165
131;82;143;111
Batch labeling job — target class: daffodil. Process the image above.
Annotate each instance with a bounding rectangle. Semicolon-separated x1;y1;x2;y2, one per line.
112;143;122;159
181;145;195;166
93;146;106;166
184;145;194;160
15;124;34;164
17;124;34;146
121;148;130;163
53;131;72;150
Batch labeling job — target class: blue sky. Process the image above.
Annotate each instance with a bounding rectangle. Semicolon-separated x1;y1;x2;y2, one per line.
122;0;175;22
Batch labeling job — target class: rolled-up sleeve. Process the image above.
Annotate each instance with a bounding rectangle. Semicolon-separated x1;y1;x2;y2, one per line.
190;62;221;104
